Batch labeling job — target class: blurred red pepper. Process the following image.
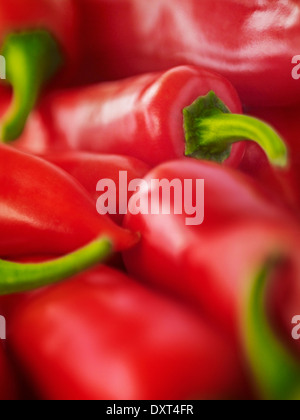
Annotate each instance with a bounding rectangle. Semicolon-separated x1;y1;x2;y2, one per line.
12;66;286;173
0;0;80;141
77;0;300;107
0;284;43;320
44;152;150;225
123;160;298;336
8;265;248;400
122;160;300;398
0;145;138;257
238;143;300;216
0;0;78;63
0;344;18;400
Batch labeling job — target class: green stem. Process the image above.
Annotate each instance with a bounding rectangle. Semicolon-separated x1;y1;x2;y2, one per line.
0;30;63;142
183;91;288;167
0;237;112;295
243;259;300;400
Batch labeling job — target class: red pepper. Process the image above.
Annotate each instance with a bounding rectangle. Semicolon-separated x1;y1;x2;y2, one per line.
0;344;18;400
238;143;300;216
241;106;300;360
77;0;300;107
0;1;78;60
44;152;150;225
11;66;286;173
0;144;138;257
8;265;248;400
122;160;300;398
0;0;80;141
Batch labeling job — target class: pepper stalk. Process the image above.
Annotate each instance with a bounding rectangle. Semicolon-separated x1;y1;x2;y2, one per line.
184;91;288;168
243;258;300;400
0;237;112;295
0;30;63;142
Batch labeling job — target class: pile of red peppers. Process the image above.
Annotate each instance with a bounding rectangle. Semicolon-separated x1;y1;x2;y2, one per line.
1;0;300;401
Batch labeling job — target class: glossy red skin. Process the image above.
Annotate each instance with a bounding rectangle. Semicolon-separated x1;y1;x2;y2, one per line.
0;0;79;84
0;145;138;258
0;294;28;320
0;344;18;400
77;0;300;107
44;152;150;224
123;160;300;344
8;266;247;400
14;66;245;167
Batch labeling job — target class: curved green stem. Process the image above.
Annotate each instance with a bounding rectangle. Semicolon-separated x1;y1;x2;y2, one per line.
183;91;288;167
0;237;112;295
243;259;300;400
0;30;63;142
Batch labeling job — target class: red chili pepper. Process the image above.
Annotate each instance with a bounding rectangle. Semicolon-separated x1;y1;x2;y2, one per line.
0;145;138;257
77;0;300;107
11;66;287;174
0;0;80;141
122;160;300;398
123;160;298;335
238;144;300;216
241;106;300;354
0;344;18;400
44;152;150;225
8;265;248;400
